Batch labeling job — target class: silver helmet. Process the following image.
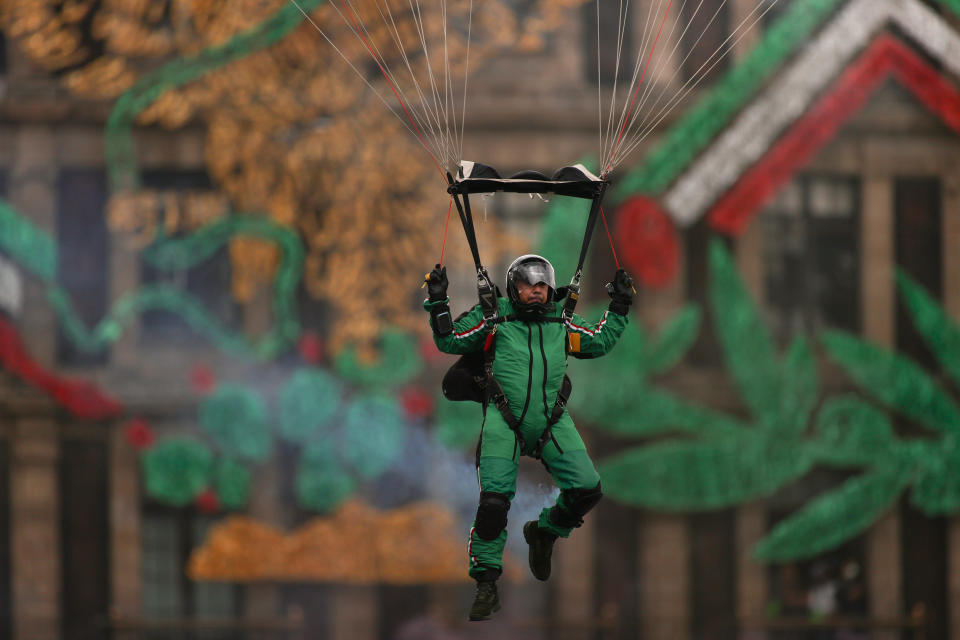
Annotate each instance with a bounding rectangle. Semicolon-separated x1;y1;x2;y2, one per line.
505;254;556;305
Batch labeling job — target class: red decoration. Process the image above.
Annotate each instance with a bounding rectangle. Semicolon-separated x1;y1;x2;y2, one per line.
710;35;960;234
195;489;221;514
297;332;324;364
400;387;434;419
418;335;449;365
614;197;680;288
189;363;217;395
124;418;155;450
0;316;122;420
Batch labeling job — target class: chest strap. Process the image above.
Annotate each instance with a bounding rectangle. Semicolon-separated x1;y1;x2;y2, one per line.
481;326;571;460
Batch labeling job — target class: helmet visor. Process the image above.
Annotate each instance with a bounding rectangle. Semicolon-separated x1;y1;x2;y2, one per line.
514;260;555;290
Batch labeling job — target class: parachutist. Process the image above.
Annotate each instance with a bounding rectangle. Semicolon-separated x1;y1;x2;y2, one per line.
424;255;633;621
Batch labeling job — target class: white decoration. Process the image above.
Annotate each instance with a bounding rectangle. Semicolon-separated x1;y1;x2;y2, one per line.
0;254;23;316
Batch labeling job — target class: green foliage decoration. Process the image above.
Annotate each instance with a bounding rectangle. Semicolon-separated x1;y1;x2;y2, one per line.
435;395;482;451
143;437;214;506
341;394;407;479
214;458;252;510
335;330;423;388
199;384;272;462
278;369;344;444
0;199;56;282
296;440;358;513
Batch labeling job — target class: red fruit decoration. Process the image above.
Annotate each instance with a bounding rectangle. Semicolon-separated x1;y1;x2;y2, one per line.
400;387;434;419
195;489;220;514
418;335;448;365
614;197;679;289
189;363;217;395
297;332;324;364
123;418;155;450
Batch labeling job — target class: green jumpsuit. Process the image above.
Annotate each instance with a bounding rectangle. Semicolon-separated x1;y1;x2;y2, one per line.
425;296;628;579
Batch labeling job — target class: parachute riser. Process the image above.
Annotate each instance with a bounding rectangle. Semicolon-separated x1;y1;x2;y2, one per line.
447;172;499;321
563;184;608;321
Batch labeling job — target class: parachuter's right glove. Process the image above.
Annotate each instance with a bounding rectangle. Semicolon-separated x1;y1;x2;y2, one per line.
424;264;453;336
425;264;449;302
605;269;634;316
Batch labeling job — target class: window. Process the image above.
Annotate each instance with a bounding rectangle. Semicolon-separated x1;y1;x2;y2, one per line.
57;169;110;366
762;175;860;342
142;506;241;630
680;1;730;83
582;0;634;85
138;170;239;346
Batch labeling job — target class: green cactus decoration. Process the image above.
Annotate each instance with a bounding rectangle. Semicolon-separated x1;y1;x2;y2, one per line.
143;438;214;506
198;384;272;462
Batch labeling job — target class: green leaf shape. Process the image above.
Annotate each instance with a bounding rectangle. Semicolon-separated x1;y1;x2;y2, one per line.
296;442;356;513
753;468;910;562
574;381;747;439
909;437;960;516
812;395;897;467
198;384;272;461
335;330;423;388
598;435;812;510
278;369;344;444
214;458;251;510
341;394;407;479
775;336;819;439
143;437;213;506
821;330;960;435
710;240;781;427
896;270;960;390
435;396;482;451
644;304;701;374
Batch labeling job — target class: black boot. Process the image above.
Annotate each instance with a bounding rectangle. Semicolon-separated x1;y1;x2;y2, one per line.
523;520;558;581
468;578;501;621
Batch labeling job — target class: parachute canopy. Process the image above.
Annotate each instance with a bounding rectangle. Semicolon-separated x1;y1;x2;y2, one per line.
447;161;605;199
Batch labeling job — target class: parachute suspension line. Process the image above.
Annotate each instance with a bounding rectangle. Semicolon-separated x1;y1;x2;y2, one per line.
373;0;453;163
602;0;675;177
459;0;473;164
439;197;453;265
599;206;620;270
600;0;631;171
338;0;447;176
596;0;603;163
288;0;436;159
611;0;781;167
409;0;454;166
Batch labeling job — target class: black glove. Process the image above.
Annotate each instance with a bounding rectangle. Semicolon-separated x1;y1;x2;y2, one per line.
605;269;634;315
425;264;449;302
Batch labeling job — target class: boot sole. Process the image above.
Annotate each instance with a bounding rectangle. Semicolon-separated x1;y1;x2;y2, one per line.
468;602;501;621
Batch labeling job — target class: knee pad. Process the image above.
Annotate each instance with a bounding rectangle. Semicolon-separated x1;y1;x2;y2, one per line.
474;491;510;540
549;482;603;529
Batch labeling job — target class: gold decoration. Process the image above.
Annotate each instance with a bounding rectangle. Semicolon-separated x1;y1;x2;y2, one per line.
187;499;525;584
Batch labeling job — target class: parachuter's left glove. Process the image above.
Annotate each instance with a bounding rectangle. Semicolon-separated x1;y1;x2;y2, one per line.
605;269;634;316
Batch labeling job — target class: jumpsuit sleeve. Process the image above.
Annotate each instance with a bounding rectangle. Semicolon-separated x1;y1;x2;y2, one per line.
564;308;629;357
423;298;489;354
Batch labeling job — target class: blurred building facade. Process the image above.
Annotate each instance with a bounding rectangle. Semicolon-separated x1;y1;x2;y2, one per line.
0;1;959;639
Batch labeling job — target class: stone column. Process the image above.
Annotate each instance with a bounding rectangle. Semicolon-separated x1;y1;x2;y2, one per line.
730;0;763;60
944;168;960;640
11;417;60;640
553;504;597;640
110;423;141;620
330;586;379;640
639;513;690;640
736;216;764;302
736;503;768;638
950;517;960;640
10;127;57;367
861;174;900;639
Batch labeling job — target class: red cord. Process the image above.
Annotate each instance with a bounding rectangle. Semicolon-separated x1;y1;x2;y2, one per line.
599;206;620;269
340;2;445;179
439;197;452;265
605;0;675;174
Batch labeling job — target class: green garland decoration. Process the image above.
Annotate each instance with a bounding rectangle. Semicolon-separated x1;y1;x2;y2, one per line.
296;441;357;513
278;369;344;444
214;458;251;510
143;437;214;506
615;0;844;198
341;394;407;479
198;384;272;462
335;330;423;388
105;0;327;192
0;199;56;282
435;396;482;451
